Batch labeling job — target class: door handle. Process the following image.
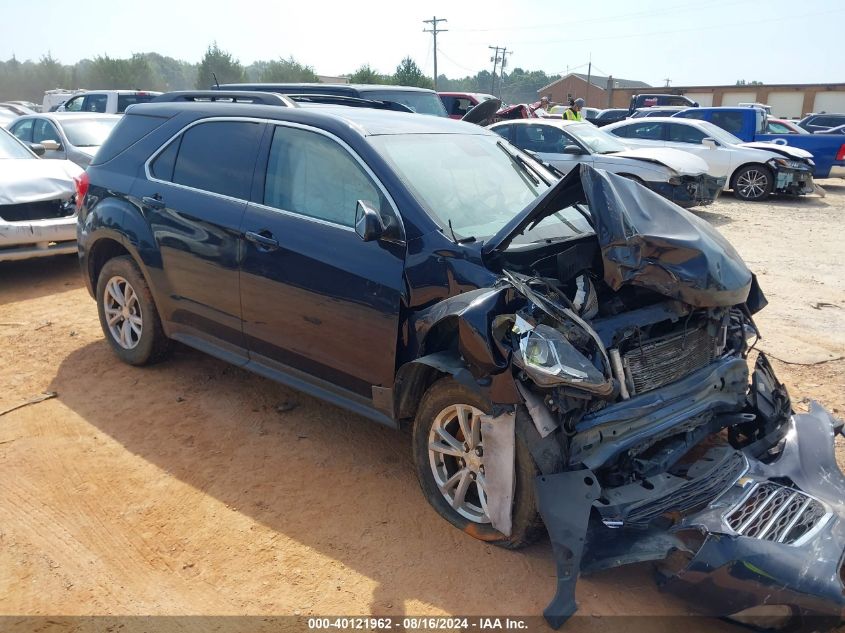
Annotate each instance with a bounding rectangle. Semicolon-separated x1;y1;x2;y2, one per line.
141;195;165;210
244;230;279;250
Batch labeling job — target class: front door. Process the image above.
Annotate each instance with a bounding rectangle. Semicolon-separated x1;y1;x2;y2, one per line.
239;123;405;401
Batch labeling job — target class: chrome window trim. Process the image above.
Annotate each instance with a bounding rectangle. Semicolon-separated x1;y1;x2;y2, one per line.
142;116;405;240
143;116;268;205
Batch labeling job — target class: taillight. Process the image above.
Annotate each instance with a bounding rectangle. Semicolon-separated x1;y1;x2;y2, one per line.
836;144;845;162
74;172;90;211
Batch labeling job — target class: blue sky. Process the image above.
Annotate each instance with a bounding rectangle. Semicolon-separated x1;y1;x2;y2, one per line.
2;0;843;86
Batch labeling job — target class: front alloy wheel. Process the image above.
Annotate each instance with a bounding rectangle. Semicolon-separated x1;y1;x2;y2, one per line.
733;165;773;201
428;403;490;523
412;377;544;549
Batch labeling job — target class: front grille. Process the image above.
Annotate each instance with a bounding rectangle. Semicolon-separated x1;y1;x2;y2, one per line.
726;483;827;545
622;326;716;395
625;449;746;527
0;199;73;222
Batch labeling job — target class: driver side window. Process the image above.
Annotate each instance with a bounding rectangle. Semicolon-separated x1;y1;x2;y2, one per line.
263;125;388;228
63;96;83;112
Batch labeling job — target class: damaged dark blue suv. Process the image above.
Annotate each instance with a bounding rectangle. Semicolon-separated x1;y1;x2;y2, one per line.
77;93;845;629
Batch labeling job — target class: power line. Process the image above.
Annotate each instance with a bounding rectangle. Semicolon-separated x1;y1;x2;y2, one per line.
423;16;447;90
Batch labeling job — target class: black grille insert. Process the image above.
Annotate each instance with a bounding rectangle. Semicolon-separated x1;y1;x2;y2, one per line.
0;199;72;222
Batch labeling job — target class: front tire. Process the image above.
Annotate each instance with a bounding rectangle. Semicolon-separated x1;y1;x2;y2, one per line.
412;377;544;549
96;255;171;366
732;164;773;201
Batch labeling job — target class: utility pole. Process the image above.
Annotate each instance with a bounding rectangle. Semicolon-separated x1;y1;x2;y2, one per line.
585;54;592;107
664;77;672;87
489;46;501;94
423;16;447;90
498;47;510;99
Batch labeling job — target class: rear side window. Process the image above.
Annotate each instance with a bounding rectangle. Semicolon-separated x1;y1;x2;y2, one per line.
622;122;664;140
709;111;744;136
667;123;707;144
151;120;263;200
263;125;386;227
117;94;157;113
93;113;169;166
84;94;108;113
11;118;34;142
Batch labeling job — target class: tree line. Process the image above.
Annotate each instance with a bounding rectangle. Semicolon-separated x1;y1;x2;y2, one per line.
0;43;560;105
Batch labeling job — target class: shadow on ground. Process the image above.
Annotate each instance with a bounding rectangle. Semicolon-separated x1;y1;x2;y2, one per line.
47;340;732;630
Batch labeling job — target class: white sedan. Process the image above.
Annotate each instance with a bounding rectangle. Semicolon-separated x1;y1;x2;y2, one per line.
488;118;723;206
602;117;816;201
0;127;83;261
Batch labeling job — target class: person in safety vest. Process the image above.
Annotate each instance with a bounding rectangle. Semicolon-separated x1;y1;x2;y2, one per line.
563;98;584;121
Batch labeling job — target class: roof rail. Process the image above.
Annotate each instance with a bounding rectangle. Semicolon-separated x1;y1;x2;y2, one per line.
151;91;297;107
284;94;414;113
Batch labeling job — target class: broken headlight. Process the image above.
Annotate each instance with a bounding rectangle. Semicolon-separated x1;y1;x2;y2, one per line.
516;324;612;394
768;157;809;170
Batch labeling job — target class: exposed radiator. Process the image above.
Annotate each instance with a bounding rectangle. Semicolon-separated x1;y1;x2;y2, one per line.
622;326;716;395
726;483;828;545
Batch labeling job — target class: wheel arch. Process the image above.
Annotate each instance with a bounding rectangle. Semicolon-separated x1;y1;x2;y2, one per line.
729;161;771;190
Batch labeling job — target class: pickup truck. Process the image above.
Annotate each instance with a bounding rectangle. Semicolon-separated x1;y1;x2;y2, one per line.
674;107;845;179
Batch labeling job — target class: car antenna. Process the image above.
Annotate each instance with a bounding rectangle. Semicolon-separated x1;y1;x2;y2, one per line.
447;219;459;244
212;72;220;89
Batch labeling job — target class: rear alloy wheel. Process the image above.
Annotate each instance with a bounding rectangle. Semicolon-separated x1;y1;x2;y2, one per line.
733;164;773;201
412;377;544;549
96;255;171;366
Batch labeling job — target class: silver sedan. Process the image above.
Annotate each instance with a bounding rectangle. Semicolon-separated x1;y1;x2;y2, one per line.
7;112;121;168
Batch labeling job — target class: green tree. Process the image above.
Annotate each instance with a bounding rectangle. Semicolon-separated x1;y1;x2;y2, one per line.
392;57;433;89
349;64;387;84
85;54;154;89
259;57;319;83
196;42;245;89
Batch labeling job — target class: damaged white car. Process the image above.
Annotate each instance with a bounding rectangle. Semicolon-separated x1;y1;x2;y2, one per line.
488;119;724;207
0;127;82;262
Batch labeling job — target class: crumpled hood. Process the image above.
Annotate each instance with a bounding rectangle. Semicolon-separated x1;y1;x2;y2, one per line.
610;147;709;176
0;159;83;205
484;165;752;307
739;141;813;160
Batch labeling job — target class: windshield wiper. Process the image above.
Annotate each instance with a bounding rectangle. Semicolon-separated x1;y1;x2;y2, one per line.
497;141;547;187
447;218;476;244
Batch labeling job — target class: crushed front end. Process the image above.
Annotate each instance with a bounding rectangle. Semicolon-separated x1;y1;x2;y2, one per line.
646;173;725;207
770;157;816;196
475;167;844;629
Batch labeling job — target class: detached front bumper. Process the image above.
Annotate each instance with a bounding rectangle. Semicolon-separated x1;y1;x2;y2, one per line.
773;165;816;195
646;174;725;208
664;403;845;627
535;369;845;629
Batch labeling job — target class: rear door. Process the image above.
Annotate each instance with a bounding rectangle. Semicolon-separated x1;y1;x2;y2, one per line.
239;122;406;401
609;120;667;149
132;118;266;360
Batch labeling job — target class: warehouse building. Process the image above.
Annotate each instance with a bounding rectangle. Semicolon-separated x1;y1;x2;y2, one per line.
539;74;845;118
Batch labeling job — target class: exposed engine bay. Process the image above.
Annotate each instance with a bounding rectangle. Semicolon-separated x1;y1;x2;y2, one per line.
437;168;845;629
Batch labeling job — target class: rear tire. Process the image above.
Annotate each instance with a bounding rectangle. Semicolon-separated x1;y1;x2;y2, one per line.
732;164;773;201
96;255;171;366
412;377;544;549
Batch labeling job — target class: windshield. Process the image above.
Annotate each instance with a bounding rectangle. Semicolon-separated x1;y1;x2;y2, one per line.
509;206;594;246
565;122;628;154
61;118;119;147
0;128;35;159
370;133;556;239
359;90;448;117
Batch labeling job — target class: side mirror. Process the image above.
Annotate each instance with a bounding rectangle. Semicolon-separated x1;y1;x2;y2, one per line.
702;137;718;149
29;143;46;156
563;144;584;155
40;139;62;151
355;200;385;242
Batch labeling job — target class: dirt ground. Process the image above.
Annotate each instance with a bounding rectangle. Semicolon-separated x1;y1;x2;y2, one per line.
1;181;844;632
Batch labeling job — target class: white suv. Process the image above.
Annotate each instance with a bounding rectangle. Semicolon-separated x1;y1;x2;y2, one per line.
57;90;162;114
